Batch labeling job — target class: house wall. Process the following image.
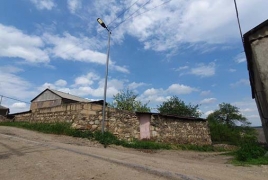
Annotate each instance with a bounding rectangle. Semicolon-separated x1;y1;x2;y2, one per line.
14;102;211;145
248;27;268;144
0;109;9;116
150;115;211;145
31;99;62;110
31;90;62;110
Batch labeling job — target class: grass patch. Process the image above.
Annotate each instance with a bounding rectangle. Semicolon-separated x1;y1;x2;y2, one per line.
0;121;93;139
177;144;220;152
0;122;171;150
232;157;268;166
0;122;224;151
122;139;171;150
0;122;249;154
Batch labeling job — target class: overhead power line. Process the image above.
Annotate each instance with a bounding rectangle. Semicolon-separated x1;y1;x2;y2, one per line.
50;0;151;57
0;94;30;105
41;0;172;59
111;0;152;30
112;0;172;31
233;0;244;46
107;0;140;27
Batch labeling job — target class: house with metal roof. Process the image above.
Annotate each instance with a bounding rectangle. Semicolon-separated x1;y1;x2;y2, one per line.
30;88;91;110
243;19;268;144
0;105;9;116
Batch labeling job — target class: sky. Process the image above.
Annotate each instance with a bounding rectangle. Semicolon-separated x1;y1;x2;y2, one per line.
0;0;268;126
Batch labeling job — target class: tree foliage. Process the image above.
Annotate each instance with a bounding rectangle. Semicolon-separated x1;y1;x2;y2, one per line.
207;103;250;127
207;103;255;145
157;96;201;117
112;89;150;112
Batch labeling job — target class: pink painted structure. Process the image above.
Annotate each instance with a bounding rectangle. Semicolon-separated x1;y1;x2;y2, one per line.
138;113;151;139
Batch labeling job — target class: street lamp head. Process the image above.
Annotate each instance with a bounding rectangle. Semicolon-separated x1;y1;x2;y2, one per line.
97;18;107;29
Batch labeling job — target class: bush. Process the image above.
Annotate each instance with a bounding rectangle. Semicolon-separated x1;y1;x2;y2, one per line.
235;139;266;161
93;131;121;146
122;139;171;150
178;144;216;152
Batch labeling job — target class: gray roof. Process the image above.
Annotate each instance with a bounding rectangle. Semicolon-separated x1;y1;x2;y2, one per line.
31;88;91;102
48;89;91;102
0;105;9;110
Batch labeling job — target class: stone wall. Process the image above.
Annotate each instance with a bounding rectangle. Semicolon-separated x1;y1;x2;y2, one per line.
0;115;9;122
150;114;211;145
13;102;139;141
13;102;211;144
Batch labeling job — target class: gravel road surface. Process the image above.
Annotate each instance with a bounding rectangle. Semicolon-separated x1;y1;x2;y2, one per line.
0;126;267;180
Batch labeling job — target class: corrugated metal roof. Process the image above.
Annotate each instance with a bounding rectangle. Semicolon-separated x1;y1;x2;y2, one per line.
48;89;91;102
31;88;91;102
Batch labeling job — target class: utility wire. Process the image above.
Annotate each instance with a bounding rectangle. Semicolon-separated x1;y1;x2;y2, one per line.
0;95;30;104
41;0;171;59
111;0;152;30
52;1;149;57
107;0;140;27
112;0;172;31
233;0;244;46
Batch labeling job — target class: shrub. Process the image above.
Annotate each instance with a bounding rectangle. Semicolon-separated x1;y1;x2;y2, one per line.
93;131;120;146
235;138;266;161
122;139;171;150
178;144;215;152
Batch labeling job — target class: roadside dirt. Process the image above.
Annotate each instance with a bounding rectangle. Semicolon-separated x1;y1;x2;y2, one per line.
0;126;267;180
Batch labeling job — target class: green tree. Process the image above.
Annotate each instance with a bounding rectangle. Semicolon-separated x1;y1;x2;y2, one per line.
157;96;201;117
207;103;250;127
112;89;150;112
207;103;254;144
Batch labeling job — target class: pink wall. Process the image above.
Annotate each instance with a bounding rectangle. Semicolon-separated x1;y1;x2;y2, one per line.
139;114;150;139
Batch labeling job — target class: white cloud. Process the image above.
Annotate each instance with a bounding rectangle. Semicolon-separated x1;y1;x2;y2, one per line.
74;73;100;86
104;0;268;52
39;71;126;99
174;66;189;71
43;33;106;64
230;79;250;87
232;99;261;126
11;102;27;109
0;66;37;100
190;62;216;77
234;53;246;63
42;33;129;73
67;0;82;14
240;108;255;113
55;79;67;87
30;0;56;10
0;24;49;63
2;102;30;114
200;98;217;104
204;110;214;117
38;83;55;91
0;20;129;73
128;82;147;90
68;78;125;98
139;83;198;104
167;84;198;95
200;90;211;96
110;64;130;74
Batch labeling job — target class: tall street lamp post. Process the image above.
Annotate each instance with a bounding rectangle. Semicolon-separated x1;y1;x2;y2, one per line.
97;18;111;134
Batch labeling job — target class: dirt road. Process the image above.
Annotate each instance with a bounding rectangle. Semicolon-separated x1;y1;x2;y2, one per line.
0;127;267;180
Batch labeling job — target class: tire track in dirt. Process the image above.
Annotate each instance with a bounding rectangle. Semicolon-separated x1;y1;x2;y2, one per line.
0;133;204;180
